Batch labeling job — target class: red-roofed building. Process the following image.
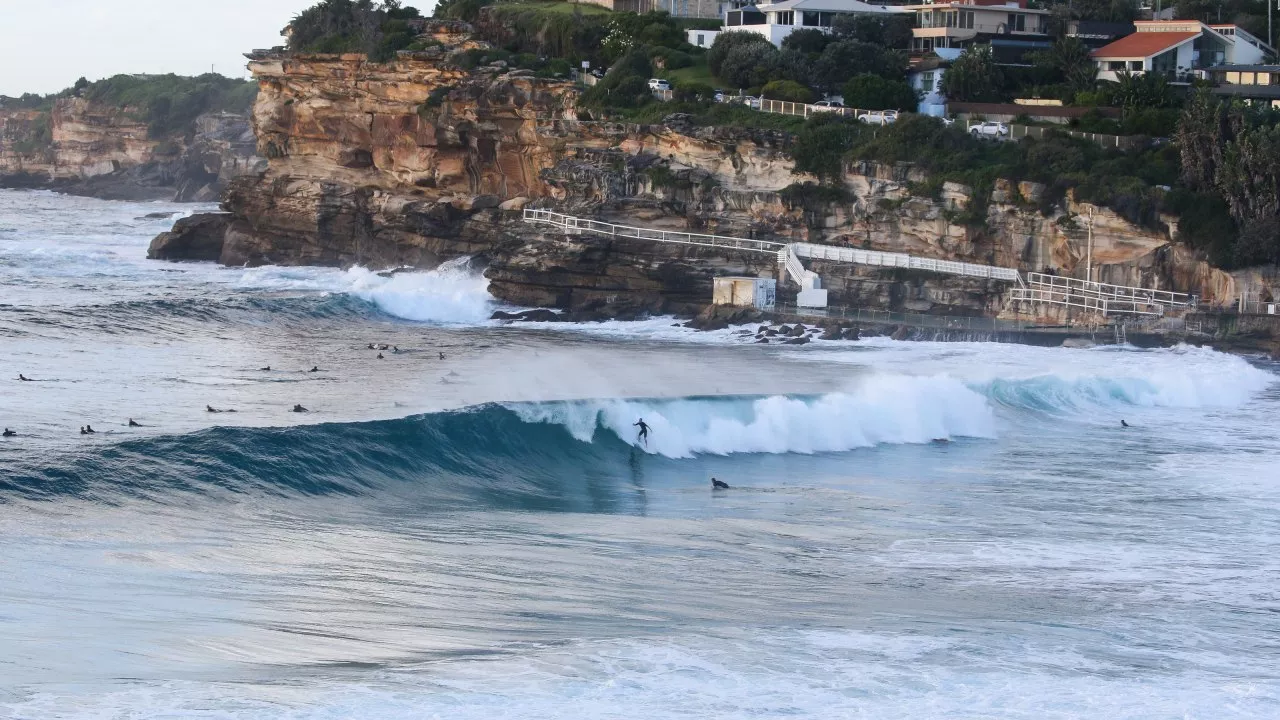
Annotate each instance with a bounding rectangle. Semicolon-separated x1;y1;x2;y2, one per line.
1092;20;1273;82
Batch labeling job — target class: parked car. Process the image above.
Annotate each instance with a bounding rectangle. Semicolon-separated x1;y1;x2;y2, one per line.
740;95;762;109
969;121;1009;139
940;116;955;127
857;109;899;125
713;89;726;103
648;78;671;91
811;99;846;112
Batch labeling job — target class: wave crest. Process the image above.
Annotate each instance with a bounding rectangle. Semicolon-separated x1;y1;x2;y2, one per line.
510;375;998;458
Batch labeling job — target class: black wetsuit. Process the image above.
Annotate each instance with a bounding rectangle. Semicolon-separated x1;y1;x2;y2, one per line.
633;420;650;443
2;429;15;437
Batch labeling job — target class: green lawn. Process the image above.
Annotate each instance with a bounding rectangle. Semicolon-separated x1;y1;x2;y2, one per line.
662;63;722;89
494;1;613;15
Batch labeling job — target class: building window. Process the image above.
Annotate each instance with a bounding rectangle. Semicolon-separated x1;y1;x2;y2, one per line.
1226;71;1241;83
961;11;974;29
774;11;793;25
1109;61;1126;71
1129;60;1143;71
921;71;935;91
1008;13;1026;32
1242;72;1256;84
727;10;741;26
1259;73;1273;85
696;33;705;47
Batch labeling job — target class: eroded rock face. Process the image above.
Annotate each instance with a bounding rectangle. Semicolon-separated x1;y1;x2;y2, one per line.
149;23;1257;316
0;100;265;201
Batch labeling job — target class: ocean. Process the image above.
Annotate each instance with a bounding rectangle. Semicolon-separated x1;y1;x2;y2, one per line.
1;188;1278;719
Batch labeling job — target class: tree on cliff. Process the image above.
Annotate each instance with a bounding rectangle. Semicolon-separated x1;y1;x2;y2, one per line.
289;0;423;61
841;74;919;112
939;45;1003;103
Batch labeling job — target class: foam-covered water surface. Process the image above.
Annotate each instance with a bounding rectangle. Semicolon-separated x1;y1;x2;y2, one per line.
2;189;1280;718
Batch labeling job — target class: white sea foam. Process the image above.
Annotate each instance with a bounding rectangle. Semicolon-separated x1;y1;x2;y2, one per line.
232;258;495;323
510;373;997;458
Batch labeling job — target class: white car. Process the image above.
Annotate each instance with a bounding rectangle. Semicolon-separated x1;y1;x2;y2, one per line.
857;109;899;125
940;117;955;127
740;95;762;109
811;99;846;112
969;121;1010;139
648;78;671;91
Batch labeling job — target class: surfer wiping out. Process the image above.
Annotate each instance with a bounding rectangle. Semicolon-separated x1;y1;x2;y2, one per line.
633;418;651;446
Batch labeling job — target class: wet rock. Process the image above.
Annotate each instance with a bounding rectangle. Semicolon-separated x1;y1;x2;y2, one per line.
147;213;231;262
782;336;810;345
755;337;770;343
890;325;910;341
338;148;375;169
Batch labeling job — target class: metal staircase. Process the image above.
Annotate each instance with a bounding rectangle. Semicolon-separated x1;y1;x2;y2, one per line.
1007;272;1196;317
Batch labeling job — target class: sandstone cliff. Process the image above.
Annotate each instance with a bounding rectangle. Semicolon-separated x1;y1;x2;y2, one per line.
148;21;1268;319
0;98;265;201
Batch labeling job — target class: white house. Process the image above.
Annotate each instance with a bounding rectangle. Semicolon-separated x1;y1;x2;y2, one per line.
719;0;899;48
908;62;950;116
900;0;1051;54
1092;20;1274;82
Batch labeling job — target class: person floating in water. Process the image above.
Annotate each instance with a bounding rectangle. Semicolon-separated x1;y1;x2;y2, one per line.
392;346;400;354
80;426;87;435
207;405;219;413
367;343;376;350
377;352;385;359
309;366;320;372
633;418;651;446
712;478;729;490
85;425;96;434
439;352;445;360
2;428;15;437
260;366;271;371
1121;419;1130;428
128;418;140;427
18;374;31;381
292;404;308;413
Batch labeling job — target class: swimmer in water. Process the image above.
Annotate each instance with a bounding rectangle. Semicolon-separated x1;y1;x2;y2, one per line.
2;428;15;437
712;478;729;490
292;404;308;413
128;418;140;427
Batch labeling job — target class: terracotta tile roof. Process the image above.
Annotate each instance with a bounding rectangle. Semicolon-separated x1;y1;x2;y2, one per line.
1091;31;1199;59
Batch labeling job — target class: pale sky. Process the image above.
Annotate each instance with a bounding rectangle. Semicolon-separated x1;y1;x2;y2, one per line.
0;0;435;97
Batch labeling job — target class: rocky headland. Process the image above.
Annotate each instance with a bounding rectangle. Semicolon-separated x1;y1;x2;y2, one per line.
1;97;265;202
141;21;1279;354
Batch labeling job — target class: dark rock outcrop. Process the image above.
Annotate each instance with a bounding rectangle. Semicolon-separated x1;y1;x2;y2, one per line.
147;213;232;261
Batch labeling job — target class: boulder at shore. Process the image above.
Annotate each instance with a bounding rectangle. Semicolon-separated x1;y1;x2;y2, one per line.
147;213;231;262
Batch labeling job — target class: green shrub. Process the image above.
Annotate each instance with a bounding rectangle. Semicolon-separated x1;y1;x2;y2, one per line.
83;73;257;138
841;74;918;111
761;80;812;103
707;31;774;78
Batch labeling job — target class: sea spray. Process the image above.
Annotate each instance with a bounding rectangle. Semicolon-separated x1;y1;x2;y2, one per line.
232;257;494;323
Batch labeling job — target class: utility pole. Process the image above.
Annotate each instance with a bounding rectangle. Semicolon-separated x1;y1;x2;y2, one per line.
1086;206;1094;285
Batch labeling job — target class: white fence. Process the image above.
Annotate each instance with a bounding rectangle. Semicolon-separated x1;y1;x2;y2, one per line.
523;209;1024;284
1008;272;1196;316
522;209;785;254
792;243;1023;283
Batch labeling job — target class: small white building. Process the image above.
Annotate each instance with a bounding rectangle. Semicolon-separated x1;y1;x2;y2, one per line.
720;0;899;48
713;276;777;309
908;61;950;116
1092;20;1274;83
688;28;722;48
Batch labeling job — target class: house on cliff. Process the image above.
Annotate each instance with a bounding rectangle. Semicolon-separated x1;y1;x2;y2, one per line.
1091;20;1273;83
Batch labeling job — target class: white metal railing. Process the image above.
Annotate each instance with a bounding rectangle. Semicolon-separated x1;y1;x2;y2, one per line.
1021;272;1194;311
1007;286;1154;316
524;209;1027;284
792;243;1023;283
522;209;785;254
784;245;817;289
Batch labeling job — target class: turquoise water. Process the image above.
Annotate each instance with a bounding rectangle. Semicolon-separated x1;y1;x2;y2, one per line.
2;189;1279;718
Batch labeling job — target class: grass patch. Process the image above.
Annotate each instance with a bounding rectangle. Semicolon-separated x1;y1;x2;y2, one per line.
495;1;613;15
